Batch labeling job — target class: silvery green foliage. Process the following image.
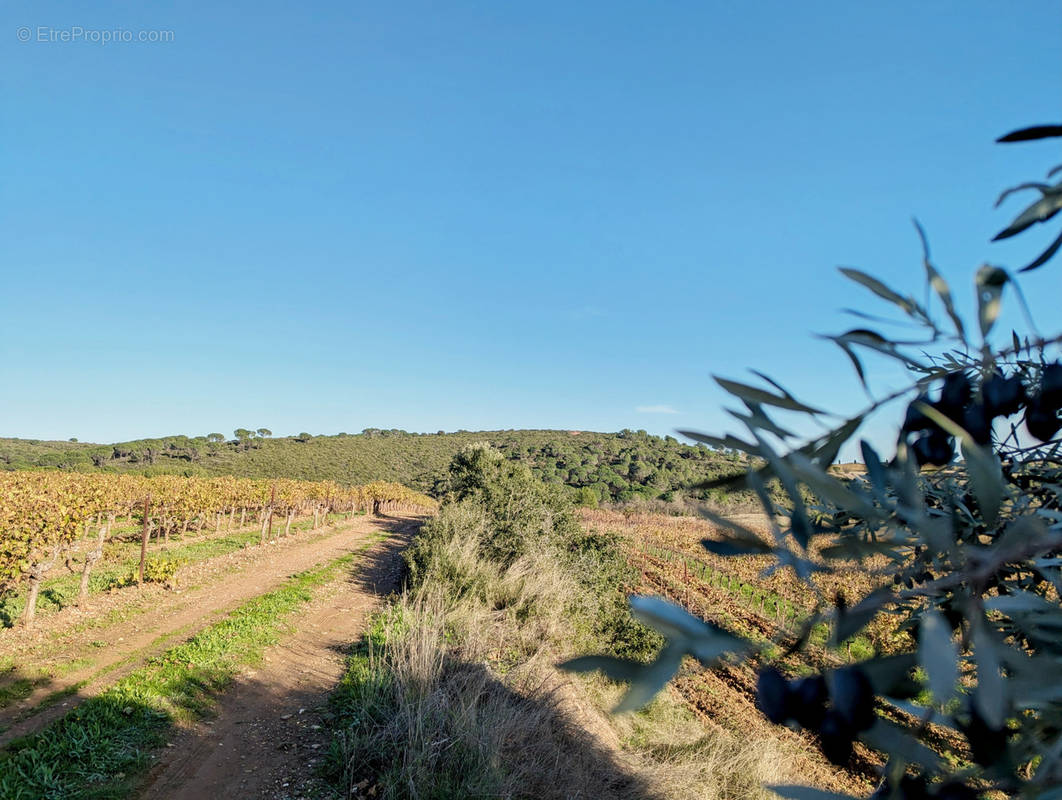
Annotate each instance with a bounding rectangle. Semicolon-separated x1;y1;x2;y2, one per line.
562;125;1062;799
562;596;748;712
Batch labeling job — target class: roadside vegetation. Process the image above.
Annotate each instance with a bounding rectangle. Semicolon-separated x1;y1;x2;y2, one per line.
324;444;818;800
0;537;383;799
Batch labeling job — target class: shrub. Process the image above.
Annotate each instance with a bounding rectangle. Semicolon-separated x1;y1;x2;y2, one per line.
574;486;600;508
131;556;181;588
333;447;671;798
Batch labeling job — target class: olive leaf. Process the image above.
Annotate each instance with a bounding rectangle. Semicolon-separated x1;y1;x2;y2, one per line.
833;588;891;645
997;124;1062;142
628;596;747;660
834;339;868;389
972;620;1007;730
697;506;774;556
914;218;965;340
995;181;1055;208
919;611;958;706
961;440;1004;528
1020;228;1062;273
558;647;683;714
859;439;889;500
677;429;758;455
860;717;943;772
748;433;812;550
559;647;691;715
858;652;920;699
838;267;925;318
713;376;824;415
727;401;797;440
768;787;860;800
787;451;882;522
613;642;685;713
975;265;1009;339
558;655;651;683
700;535;772;557
566;597;750;713
992;182;1062;241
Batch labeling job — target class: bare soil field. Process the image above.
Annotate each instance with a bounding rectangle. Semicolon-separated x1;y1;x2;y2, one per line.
579;508;882;797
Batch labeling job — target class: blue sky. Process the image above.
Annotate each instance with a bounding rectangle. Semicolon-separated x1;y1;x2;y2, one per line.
1;2;1059;456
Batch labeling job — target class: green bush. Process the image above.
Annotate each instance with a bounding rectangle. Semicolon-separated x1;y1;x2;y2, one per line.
562;529;662;661
331;448;668;799
573;486;599;508
407;445;662;661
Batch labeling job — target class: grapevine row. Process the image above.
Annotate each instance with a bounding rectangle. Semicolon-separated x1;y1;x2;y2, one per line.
0;472;437;626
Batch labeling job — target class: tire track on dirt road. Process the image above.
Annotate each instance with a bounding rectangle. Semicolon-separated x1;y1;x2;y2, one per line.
135;522;414;799
0;514;420;747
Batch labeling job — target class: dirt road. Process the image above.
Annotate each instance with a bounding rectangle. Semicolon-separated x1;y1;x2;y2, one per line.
135;527;412;799
0;514;418;748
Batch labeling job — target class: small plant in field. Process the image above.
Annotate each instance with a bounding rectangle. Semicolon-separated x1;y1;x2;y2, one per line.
143;556;181;586
121;556;181;588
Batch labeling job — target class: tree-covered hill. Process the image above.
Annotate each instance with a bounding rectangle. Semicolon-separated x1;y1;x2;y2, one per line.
0;429;748;504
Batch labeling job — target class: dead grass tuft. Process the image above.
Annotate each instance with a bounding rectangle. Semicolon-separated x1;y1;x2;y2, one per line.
330;502;814;799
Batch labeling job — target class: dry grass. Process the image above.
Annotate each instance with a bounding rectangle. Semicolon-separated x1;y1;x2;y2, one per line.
333;573;654;799
588;678;805;800
329;503;819;800
579;507;887;609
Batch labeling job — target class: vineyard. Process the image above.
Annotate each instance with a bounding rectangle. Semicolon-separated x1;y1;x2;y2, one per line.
581;509;887;621
579;508;902;795
0;472;436;628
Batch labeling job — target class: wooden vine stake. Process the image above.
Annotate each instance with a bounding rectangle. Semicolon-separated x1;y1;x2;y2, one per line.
138;495;151;585
683;560;688;608
267;484;276;541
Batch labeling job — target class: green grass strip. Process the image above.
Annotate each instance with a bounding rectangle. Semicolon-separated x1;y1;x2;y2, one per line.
0;533;384;800
0;511;360;627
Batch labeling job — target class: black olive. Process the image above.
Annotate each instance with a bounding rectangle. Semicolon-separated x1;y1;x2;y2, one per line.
791;674;828;730
938;371;972;416
755;667;791;724
982;370;1026;418
1041;362;1062;408
941;600;964;632
902;394;937;434
961;403;992;445
832;666;876;732
1025;395;1062;443
818;709;855;765
912;431;954;466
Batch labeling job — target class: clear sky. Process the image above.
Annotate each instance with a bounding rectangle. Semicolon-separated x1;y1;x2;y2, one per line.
1;2;1059;456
